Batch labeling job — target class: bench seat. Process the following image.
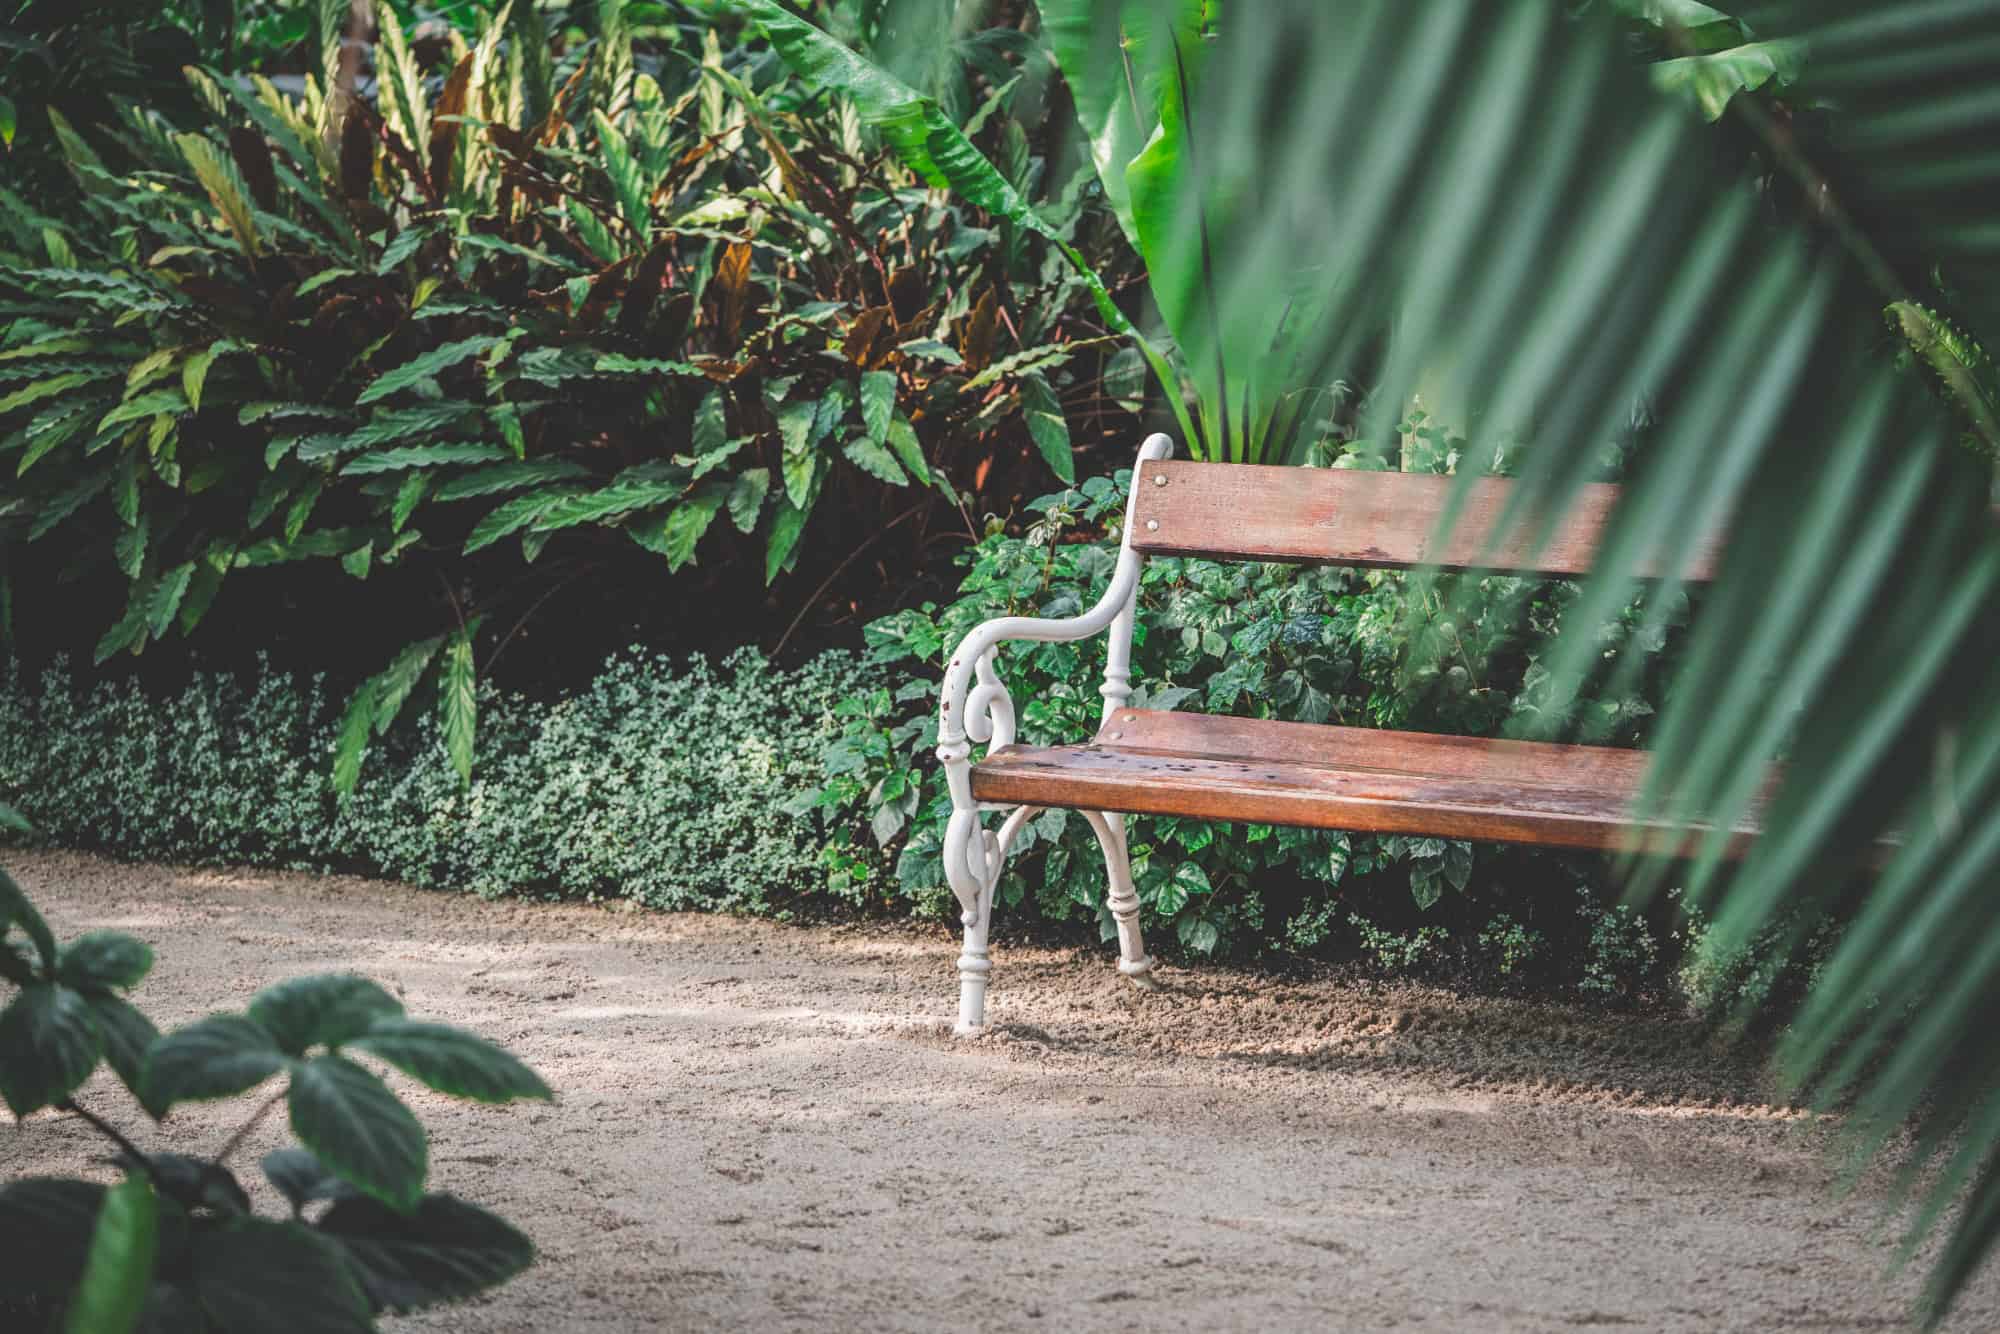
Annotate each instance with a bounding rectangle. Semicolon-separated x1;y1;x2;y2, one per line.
971;709;1759;858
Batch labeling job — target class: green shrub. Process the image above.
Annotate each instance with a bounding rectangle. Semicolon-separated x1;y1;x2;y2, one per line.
0;648;872;913
0;1;1139;774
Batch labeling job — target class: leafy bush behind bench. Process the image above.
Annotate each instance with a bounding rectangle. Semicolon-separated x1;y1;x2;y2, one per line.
0;648;867;914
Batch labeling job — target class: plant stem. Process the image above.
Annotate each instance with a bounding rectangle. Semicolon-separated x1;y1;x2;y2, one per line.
57;1098;165;1190
213;1088;287;1167
771;504;925;659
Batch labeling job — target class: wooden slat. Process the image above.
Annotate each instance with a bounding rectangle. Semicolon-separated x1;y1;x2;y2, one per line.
969;710;1758;857
1128;461;1722;580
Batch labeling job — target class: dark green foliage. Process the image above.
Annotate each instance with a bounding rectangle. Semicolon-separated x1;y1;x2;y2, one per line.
0;855;546;1332
0;1;1137;782
0;647;869;914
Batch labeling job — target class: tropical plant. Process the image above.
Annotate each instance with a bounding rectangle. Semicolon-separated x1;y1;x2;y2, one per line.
742;0;2000;1317
0;848;550;1331
0;0;1135;785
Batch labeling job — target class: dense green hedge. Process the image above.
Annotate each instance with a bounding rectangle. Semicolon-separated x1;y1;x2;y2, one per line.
0;648;866;914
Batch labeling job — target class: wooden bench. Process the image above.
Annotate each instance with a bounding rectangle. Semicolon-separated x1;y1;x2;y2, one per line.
933;434;1737;1034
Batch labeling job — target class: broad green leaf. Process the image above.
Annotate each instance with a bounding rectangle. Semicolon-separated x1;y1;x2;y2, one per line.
347;1021;551;1103
288;1054;428;1211
657;482;729;572
884;413;929;484
261;1148;356;1215
1652;39;1805;120
765;496;810;583
0;864;57;967
692;388;727;457
0;1179;105;1301
175;133;261;256
64;1174;157;1334
464;487;582;553
859;370;895;445
441;629;476;784
57;932;153;991
250;974;405;1056
842;436;907;486
142;1015;285;1114
530;477;688;531
1019;372;1074;483
86;994;159;1107
433;460;589;502
342;443;512;475
727;468;770;533
190;1218;372;1333
318;1194;534;1314
356;337;499;405
0;983;100;1117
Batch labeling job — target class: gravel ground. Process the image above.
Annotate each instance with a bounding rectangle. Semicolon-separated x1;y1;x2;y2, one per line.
4;849;1995;1333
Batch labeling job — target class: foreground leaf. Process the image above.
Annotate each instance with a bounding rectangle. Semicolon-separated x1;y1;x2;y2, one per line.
64;1175;157;1334
249;975;404;1056
347;1020;551;1104
288;1054;427;1211
0;983;101;1118
190;1219;372;1334
142;1015;286;1115
319;1194;534;1314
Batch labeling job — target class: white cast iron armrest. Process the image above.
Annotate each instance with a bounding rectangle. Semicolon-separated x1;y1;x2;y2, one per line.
934;432;1174;783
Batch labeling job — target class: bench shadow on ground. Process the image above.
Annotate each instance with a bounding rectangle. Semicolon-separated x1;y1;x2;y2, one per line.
974;951;1793;1115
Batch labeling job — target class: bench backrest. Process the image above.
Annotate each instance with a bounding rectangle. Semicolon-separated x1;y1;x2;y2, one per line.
1126;460;1721;581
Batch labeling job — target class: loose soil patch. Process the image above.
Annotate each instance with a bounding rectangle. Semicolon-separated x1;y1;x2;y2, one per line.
5;850;1994;1332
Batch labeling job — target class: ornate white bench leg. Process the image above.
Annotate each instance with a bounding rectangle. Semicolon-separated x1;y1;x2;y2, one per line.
1082;809;1158;990
944;803;1034;1035
933;433;1175;1033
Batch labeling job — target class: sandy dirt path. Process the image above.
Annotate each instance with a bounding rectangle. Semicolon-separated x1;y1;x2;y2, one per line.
4;850;1995;1333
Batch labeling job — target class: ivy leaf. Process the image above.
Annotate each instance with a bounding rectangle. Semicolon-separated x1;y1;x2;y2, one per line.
288;1054;428;1212
1177;914;1221;955
1443;840;1474;893
1410;859;1444;912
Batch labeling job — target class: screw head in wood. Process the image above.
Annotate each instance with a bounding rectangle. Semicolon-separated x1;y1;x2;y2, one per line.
1154;474;1169;486
1146;519;1159;531
1105;731;1122;740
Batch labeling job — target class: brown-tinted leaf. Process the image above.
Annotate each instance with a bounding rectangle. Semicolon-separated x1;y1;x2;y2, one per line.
845;305;893;370
228;127;278;212
578;255;637;329
619;241;675;337
534;61;591;146
715;241;753;342
429;52;476;198
887;267;927;324
650;290;694;347
654;142;714;205
339;111;375;201
958;287;999;374
351;100;433;204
